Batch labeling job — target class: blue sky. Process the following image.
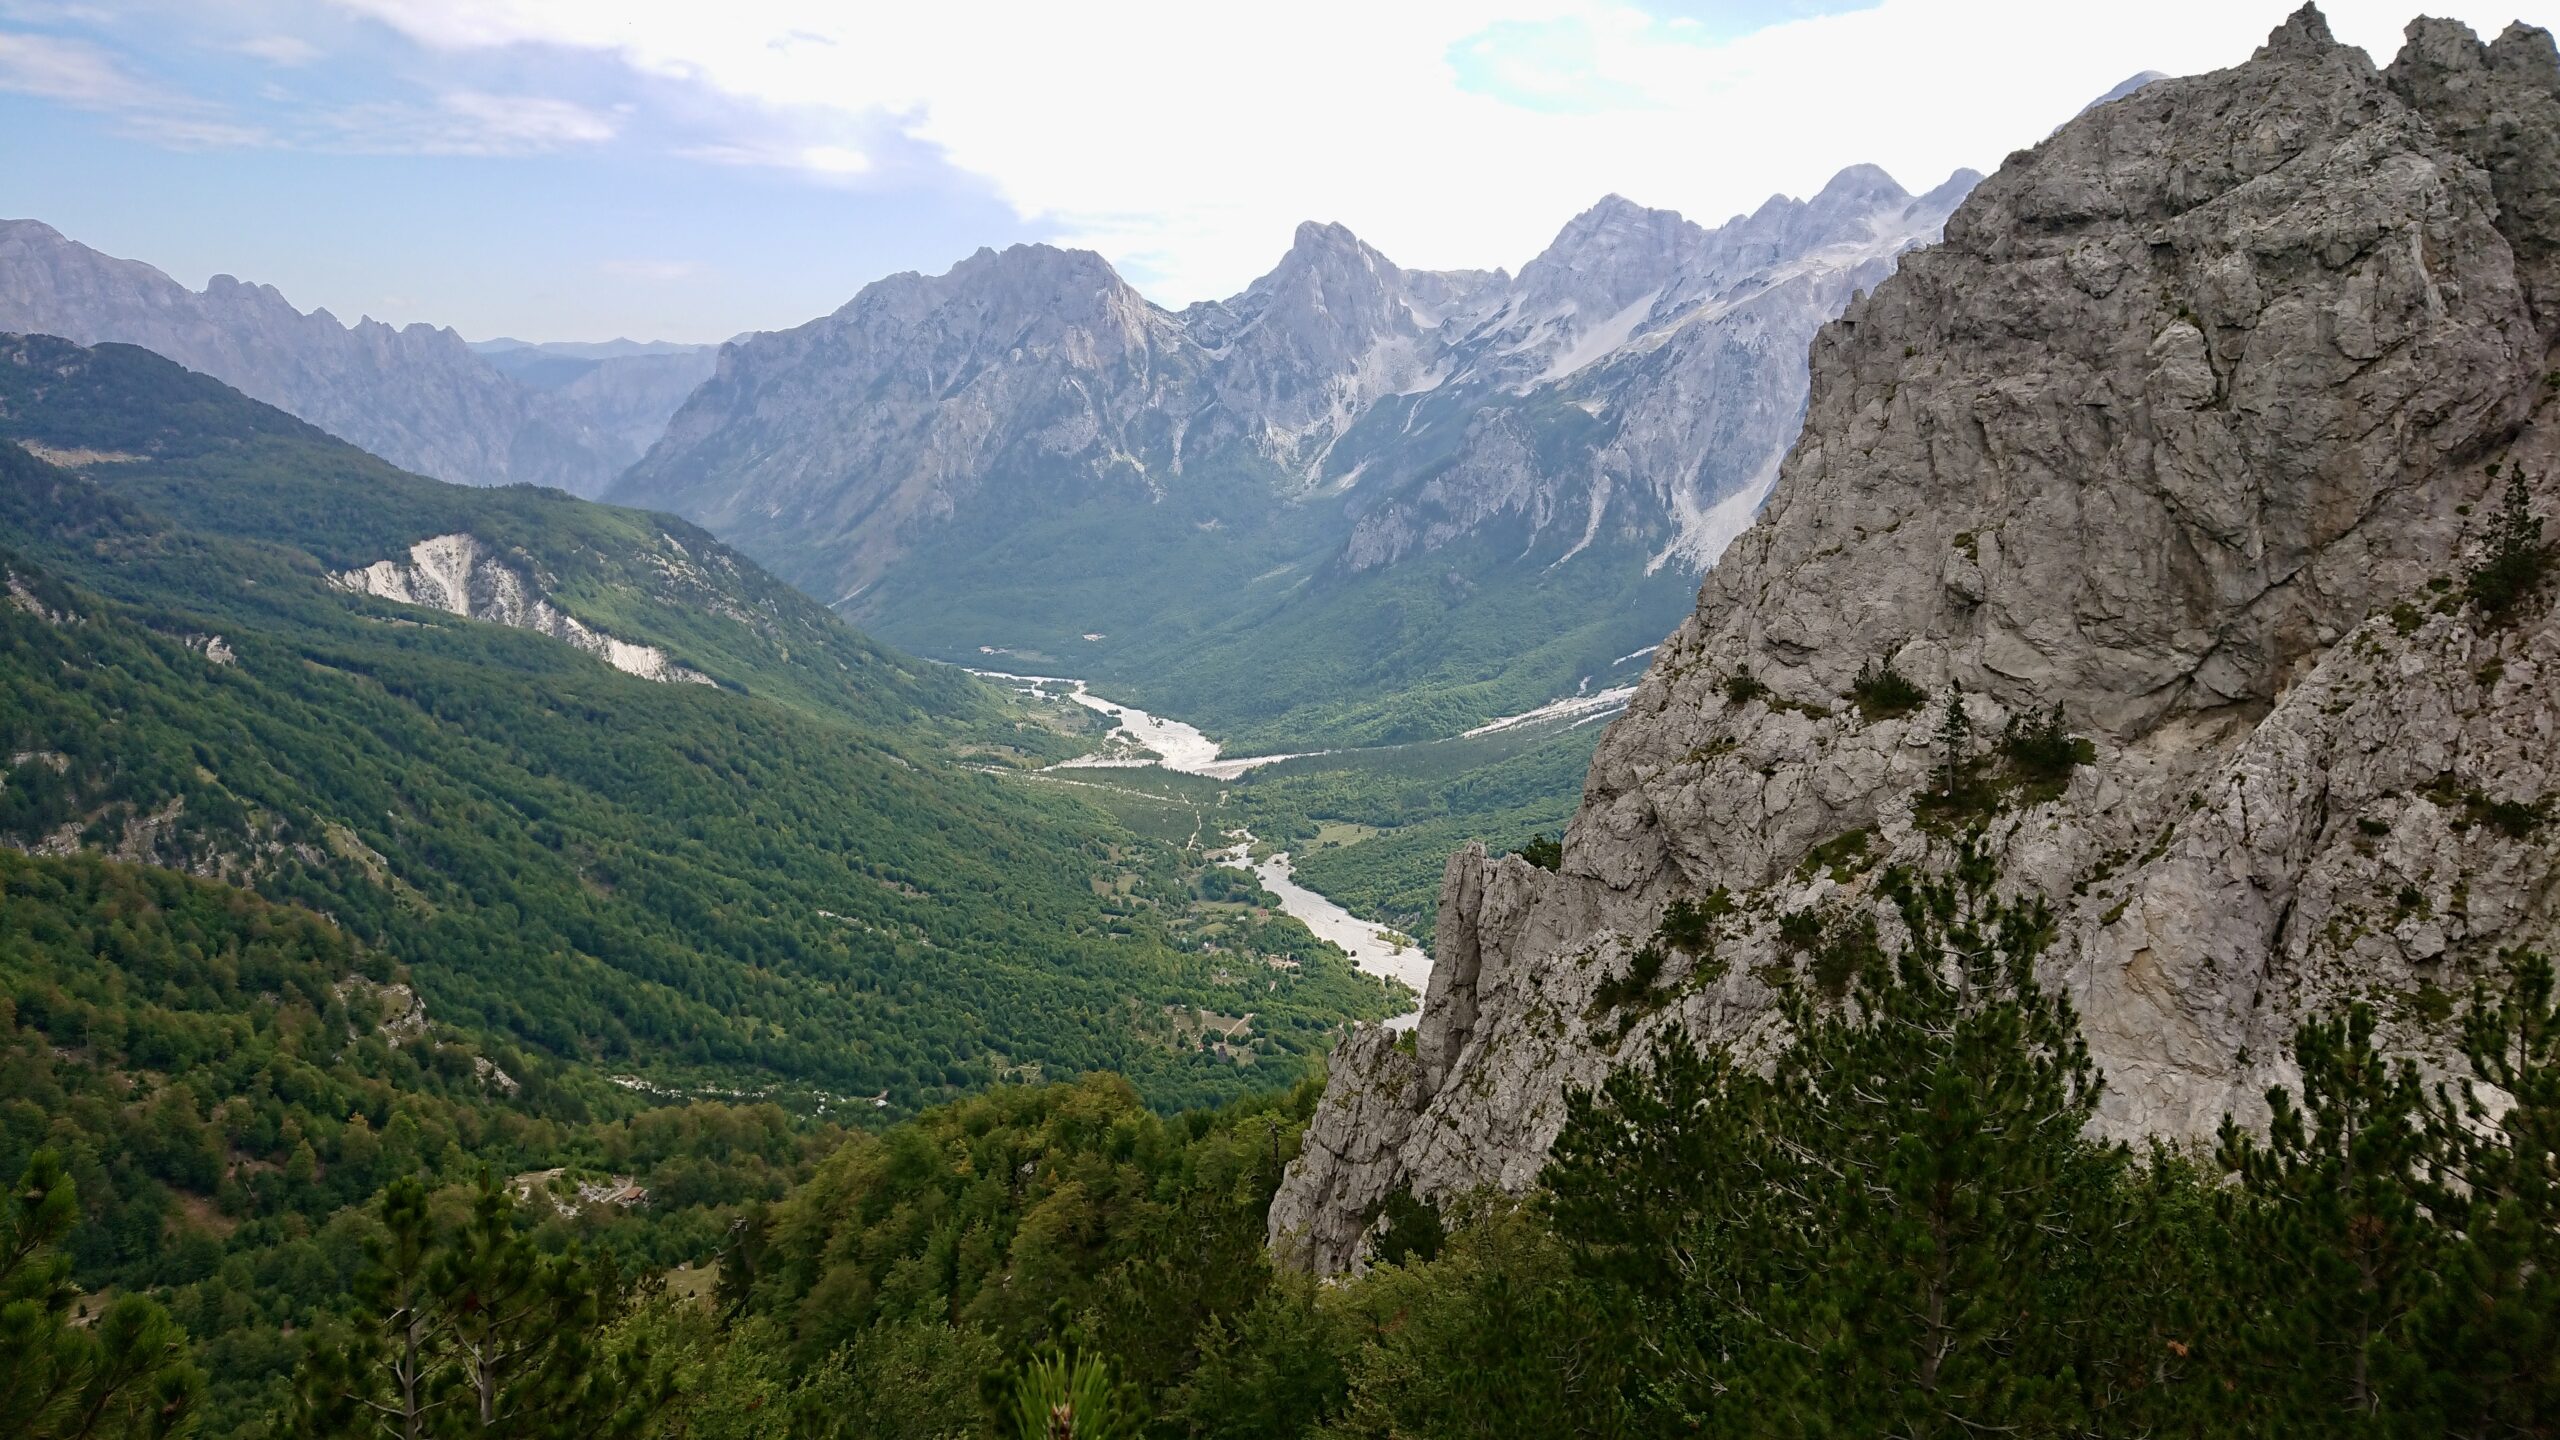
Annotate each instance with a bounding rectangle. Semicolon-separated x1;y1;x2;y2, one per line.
5;0;2544;342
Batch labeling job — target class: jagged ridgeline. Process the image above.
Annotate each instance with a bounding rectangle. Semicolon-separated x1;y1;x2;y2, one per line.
1275;6;2560;1271
0;334;1402;1112
0;219;716;497
614;170;1977;750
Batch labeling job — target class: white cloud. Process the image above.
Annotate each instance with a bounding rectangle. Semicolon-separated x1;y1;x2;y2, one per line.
0;27;266;144
320;90;617;154
437;90;615;145
330;0;2556;302
232;34;322;66
677;138;870;176
0;26;157;104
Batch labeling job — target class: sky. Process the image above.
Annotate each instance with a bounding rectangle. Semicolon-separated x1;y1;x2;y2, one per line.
4;0;2550;343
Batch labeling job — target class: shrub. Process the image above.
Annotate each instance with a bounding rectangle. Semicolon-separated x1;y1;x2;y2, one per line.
1723;669;1768;706
1777;908;1823;953
2467;793;2549;840
1656;890;1733;955
1849;658;1928;721
1371;1187;1446;1268
1591;943;1669;1015
1512;834;1562;871
1796;828;1873;881
2467;472;2550;625
1999;704;2094;794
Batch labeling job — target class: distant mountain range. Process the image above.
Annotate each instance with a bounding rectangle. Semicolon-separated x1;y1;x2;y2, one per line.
0;151;2044;750
615;163;1980;747
0;221;713;496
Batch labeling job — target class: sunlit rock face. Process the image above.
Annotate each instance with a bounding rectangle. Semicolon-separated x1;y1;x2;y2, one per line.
334;533;715;685
1272;7;2560;1275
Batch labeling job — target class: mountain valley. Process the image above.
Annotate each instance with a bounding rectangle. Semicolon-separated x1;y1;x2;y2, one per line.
6;5;2560;1437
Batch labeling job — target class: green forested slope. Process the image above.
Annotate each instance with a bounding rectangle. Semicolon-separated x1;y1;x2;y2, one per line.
0;338;1399;1112
0;334;1039;750
578;875;2560;1438
0;849;837;1436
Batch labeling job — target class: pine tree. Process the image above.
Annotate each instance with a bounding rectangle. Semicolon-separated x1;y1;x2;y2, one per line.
2216;1004;2442;1437
1008;1350;1133;1440
295;1178;452;1440
1543;840;2128;1437
2467;470;2550;624
294;1174;648;1440
436;1177;611;1433
1931;681;1974;798
2412;950;2560;1433
0;1151;200;1440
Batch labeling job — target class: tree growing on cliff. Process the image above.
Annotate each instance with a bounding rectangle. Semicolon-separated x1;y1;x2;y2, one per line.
2467;470;2550;625
1544;841;2131;1436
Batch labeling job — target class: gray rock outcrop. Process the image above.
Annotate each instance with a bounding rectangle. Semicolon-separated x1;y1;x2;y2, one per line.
332;533;715;684
1272;6;2560;1274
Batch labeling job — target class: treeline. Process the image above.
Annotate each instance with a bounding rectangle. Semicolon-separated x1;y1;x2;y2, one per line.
343;846;2555;1437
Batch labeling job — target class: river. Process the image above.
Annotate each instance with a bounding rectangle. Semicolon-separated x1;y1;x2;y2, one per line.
1214;837;1429;1031
971;671;1321;779
980;671;1628;1029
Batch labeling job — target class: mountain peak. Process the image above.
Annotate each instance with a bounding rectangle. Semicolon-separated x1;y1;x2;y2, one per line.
2256;2;2339;60
1920;168;1987;212
944;241;1136;298
1561;193;1685;236
1289;219;1366;254
2083;71;2169;114
1809;163;1909;210
0;217;652;494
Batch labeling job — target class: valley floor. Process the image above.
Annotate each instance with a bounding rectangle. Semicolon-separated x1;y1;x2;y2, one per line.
987;673;1617;958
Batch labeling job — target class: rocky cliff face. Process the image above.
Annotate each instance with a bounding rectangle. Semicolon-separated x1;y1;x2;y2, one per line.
1272;6;2560;1273
621;243;1207;604
331;533;716;685
0;222;695;495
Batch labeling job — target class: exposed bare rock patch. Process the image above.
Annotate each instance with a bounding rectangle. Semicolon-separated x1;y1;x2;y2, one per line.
331;533;716;685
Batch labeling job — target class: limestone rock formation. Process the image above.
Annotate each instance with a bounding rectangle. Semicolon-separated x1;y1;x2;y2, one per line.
333;533;715;685
1273;6;2560;1274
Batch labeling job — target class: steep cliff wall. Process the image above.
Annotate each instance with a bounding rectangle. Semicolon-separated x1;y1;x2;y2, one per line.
1273;7;2560;1274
